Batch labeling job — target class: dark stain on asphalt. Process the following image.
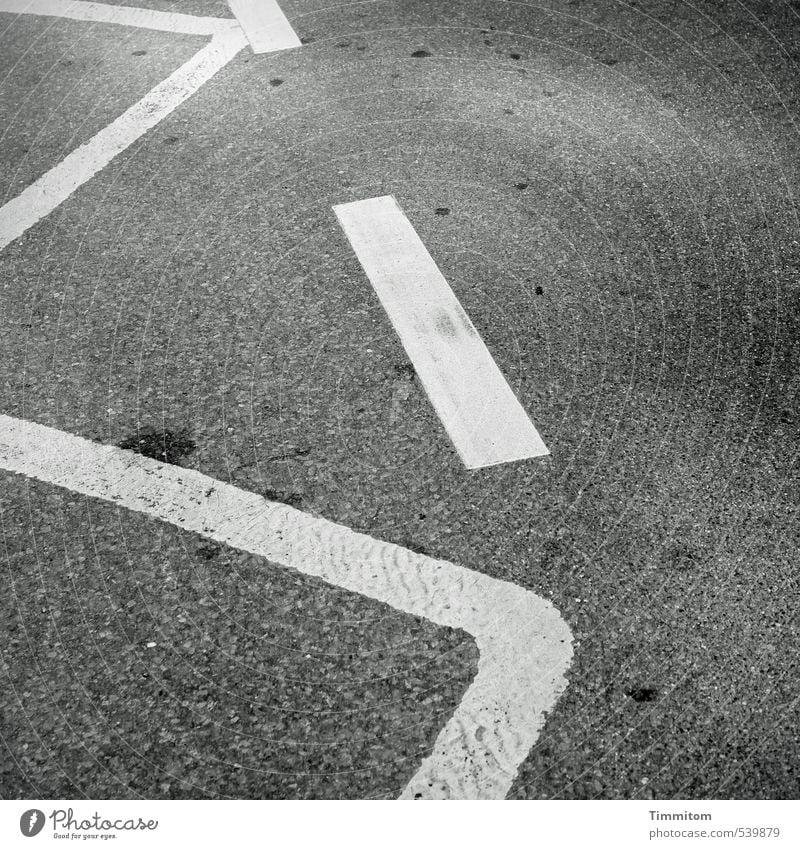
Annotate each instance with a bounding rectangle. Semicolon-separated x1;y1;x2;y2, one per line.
515;181;529;190
270;78;284;87
118;428;196;465
434;207;450;215
264;446;311;462
196;542;222;560
661;543;705;571
263;487;303;507
411;49;432;58
393;362;416;378
535;285;544;295
627;686;659;703
132;50;147;56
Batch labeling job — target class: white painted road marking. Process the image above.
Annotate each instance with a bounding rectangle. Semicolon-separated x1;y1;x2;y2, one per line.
226;0;301;54
0;7;247;251
334;195;550;470
0;414;573;799
0;0;236;35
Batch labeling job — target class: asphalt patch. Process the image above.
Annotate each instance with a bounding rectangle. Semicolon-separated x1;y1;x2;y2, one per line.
117;428;196;465
264;446;311;462
627;686;659;703
262;486;304;507
196;542;222;560
393;362;416;378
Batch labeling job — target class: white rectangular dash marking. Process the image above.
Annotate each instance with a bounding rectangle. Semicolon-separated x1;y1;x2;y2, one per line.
226;0;301;53
334;195;549;469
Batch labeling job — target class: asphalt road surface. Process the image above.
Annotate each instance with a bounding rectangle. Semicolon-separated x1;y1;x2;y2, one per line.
1;0;799;800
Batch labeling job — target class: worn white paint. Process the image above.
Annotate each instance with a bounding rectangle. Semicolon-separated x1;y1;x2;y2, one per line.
225;0;301;53
0;414;573;799
0;0;237;35
334;195;550;469
0;26;248;251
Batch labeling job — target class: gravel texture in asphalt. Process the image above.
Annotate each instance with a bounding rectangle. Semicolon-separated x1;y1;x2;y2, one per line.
1;0;799;799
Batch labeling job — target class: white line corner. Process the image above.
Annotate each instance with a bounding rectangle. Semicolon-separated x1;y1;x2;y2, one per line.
0;414;573;799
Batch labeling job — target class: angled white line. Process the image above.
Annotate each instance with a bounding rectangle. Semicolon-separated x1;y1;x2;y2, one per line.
334;195;550;469
0;0;238;35
0;414;573;799
226;0;301;53
0;25;248;251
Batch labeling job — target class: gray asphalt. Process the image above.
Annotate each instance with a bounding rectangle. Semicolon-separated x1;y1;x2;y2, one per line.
1;0;799;799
